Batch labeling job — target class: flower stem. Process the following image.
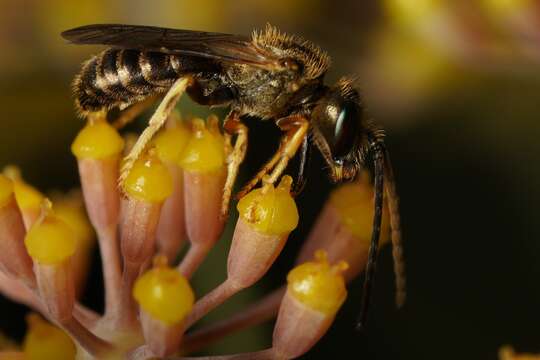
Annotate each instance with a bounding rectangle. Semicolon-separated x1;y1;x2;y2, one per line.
115;261;141;330
62;317;113;357
183;287;285;353
184;279;239;329
96;225;122;318
0;270;44;312
177;242;211;279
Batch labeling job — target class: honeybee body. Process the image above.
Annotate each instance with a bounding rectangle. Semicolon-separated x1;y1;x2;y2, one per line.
75;46;324;121
63;24;405;329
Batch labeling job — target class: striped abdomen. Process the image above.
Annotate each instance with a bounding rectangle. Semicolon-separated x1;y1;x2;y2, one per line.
74;49;213;113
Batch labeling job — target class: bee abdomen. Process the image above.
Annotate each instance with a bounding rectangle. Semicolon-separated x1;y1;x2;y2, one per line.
74;49;195;113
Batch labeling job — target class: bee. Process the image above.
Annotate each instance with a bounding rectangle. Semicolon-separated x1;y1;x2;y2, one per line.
61;23;405;328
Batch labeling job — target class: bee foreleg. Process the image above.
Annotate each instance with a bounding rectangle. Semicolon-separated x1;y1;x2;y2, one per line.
236;148;282;199
265;115;309;186
237;115;309;198
221;112;248;217
119;77;191;188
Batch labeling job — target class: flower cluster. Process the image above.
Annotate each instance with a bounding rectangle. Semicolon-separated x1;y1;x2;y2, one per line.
0;111;389;359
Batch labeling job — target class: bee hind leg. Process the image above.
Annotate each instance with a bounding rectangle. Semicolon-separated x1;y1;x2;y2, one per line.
119;77;191;188
221;111;248;217
237;115;309;198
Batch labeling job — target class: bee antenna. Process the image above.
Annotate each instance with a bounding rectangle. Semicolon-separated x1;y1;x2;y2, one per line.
356;134;406;332
356;135;385;332
383;147;406;308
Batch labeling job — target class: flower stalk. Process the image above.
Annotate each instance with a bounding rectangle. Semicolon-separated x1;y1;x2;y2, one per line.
0;174;35;287
184;175;298;329
118;151;173;329
23;200;112;356
184;177;389;351
177;116;226;278
271;251;348;359
154;113;190;263
133;256;194;357
71;116;124;317
0;108;372;358
3;166;44;229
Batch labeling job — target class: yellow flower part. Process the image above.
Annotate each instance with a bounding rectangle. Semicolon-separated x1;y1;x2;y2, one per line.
330;182;390;245
133;258;195;325
237;176;299;235
483;0;530;15
179;118;225;173
385;0;441;24
71;119;124;159
0;175;14;208
54;196;94;249
123;153;173;203
154;125;190;164
24;203;77;265
23;313;76;360
4;166;44;211
14;181;44;212
287;250;348;315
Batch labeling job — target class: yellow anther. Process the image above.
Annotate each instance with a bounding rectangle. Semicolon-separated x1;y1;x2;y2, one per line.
71;119;124;159
178;118;225;173
53;194;94;249
123;152;173;203
154;124;190;164
0;174;14;208
330;182;390;244
237;175;298;235
24;201;77;265
287;250;348;315
23;313;76;360
133;260;195;325
14;182;44;212
4;166;44;211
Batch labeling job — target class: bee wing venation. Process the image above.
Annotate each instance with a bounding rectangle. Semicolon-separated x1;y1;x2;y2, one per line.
61;24;278;66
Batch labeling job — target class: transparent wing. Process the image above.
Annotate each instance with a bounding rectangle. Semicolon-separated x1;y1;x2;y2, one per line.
62;24;279;67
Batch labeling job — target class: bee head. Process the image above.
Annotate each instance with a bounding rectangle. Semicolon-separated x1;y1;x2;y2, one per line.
310;78;367;182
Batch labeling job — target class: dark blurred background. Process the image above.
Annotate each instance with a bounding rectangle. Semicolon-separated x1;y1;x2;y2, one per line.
1;0;540;359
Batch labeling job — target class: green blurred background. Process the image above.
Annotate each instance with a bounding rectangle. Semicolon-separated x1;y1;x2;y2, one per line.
1;0;540;358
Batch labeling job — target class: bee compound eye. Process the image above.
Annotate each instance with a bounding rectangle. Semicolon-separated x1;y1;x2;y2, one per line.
332;101;359;160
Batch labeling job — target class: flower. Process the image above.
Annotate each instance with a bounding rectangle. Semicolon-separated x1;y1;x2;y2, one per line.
0;110;381;359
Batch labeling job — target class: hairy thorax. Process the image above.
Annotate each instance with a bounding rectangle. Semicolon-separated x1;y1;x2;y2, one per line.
226;64;301;120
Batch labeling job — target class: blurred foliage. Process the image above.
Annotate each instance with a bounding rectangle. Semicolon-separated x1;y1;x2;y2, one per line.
0;0;539;358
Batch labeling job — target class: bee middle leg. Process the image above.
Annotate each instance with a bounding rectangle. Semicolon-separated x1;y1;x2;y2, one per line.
237;115;309;197
221;111;248;217
119;77;192;186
